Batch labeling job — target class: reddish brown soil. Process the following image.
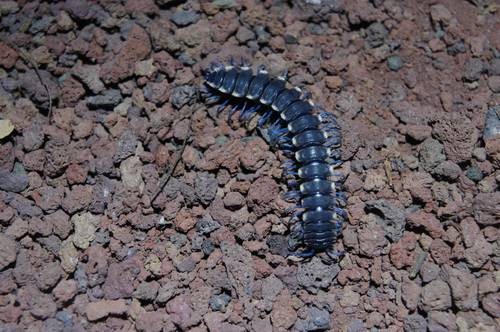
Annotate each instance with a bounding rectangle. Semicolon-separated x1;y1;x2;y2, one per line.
0;0;499;331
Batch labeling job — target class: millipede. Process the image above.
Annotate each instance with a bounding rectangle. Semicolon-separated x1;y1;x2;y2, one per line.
201;60;347;261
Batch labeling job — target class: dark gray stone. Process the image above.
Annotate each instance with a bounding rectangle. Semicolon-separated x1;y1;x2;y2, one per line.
221;243;255;297
0;163;29;193
297;257;340;293
483;106;500;140
1;77;19;92
94;229;110;245
346;319;365;332
169;233;187;247
447;41;466;55
133;281;159;301
209;293;231;312
29;15;54;34
305;307;331;331
65;0;92;20
42;318;64;332
236;26;256;43
74;263;88;292
255;26;270;45
55;310;74;327
488;58;500;76
427;311;457;332
465;166;483;182
22;123;44;151
404;314;427;332
195;172;218;205
170;85;196;109
366;22;389;48
170;10;200;27
191;234;204;251
156;280;181;304
201;239;215;256
420;261;440;283
38;235;61;256
113;130;138;163
365;199;406;242
177;52;196;66
19;69;60;109
419;138;446;172
266;235;288;256
463;58;484;81
433;161;461;180
59;53;79;67
5;192;43;218
196;215;220;234
87;89;122;109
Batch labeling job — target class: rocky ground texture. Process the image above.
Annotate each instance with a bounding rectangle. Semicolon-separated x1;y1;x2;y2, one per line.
0;0;499;331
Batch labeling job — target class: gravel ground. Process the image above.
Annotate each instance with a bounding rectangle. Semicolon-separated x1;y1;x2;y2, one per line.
0;0;499;331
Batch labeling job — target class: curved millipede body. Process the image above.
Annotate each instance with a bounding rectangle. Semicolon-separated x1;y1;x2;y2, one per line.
202;62;346;260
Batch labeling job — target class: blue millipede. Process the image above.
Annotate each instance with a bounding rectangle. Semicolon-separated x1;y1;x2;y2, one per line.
201;61;347;261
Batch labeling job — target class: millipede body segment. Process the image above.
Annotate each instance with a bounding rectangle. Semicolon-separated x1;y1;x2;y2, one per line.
202;63;346;260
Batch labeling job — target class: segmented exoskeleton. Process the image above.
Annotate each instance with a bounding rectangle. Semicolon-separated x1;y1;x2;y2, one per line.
202;60;347;261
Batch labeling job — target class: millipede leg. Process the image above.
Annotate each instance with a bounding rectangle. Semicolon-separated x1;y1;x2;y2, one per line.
258;109;272;127
216;99;229;113
288;249;315;261
326;249;345;262
227;104;239;122
278;69;288;81
283;190;301;202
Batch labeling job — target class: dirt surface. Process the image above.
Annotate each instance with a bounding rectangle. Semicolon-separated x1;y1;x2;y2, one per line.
0;0;499;331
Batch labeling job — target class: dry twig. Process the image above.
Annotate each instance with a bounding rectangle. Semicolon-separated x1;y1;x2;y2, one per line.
150;134;190;203
9;44;53;122
150;102;203;204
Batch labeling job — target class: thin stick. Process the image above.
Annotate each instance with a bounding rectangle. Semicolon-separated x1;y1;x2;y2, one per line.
409;247;427;279
150;89;206;204
384;158;393;188
10;44;53;122
150;134;189;203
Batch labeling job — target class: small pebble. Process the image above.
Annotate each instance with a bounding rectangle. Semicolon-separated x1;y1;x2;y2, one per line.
387;55;404;71
170;85;196;109
483;106;500;140
305;307;331;331
487;76;500;93
236;26;255;43
209;293;231;311
87;89;122;109
463;58;484;82
488;58;500;76
473;148;487;161
55;310;73;327
170;10;200;27
255;26;270;45
201;239;215;256
465;166;483;182
366;22;389;48
284;34;297;44
196;215;220;234
170;233;188;247
447;41;466;55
